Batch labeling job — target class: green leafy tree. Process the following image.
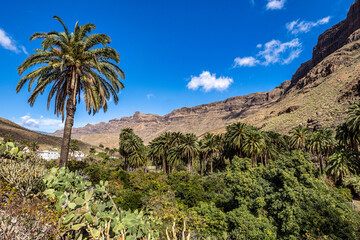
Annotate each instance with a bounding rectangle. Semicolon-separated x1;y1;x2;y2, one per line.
16;16;125;167
69;139;80;155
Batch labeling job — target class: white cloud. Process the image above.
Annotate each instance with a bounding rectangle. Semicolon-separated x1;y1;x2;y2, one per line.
0;28;27;54
21;115;64;130
258;38;302;65
286;16;331;35
234;57;259;67
146;93;155;100
187;71;233;92
233;39;302;67
266;0;286;10
20;45;28;55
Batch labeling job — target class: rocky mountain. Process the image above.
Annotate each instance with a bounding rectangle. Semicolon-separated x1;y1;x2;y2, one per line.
0;118;92;152
53;0;360;148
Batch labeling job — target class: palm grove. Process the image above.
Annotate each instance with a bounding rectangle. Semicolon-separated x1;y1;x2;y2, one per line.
6;16;360;239
119;103;360;185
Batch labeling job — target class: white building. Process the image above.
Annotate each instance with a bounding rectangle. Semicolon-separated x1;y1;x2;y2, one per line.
37;150;60;161
70;151;85;160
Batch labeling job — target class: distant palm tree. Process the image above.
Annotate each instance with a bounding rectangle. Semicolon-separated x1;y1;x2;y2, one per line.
119;128;145;170
289;125;310;150
149;132;172;172
262;131;279;166
308;131;324;173
201;133;219;173
336;123;354;148
170;132;184;147
225;122;250;157
178;133;199;172
347;101;360;137
168;146;185;171
89;147;96;155
344;101;360;153
109;148;115;157
16;16;125;167
29;142;39;152
308;127;334;175
242;130;266;166
326;151;355;183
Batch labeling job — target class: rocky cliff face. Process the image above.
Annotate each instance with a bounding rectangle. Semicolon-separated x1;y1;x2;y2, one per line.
53;1;360;147
290;0;360;87
53;81;291;146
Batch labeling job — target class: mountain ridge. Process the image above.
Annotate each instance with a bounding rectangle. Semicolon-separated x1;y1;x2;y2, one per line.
53;0;360;148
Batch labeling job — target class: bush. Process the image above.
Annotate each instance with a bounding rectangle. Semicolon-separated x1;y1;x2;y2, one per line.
0;157;46;199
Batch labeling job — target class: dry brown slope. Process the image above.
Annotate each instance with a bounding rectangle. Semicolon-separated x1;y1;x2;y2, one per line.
0;117;92;152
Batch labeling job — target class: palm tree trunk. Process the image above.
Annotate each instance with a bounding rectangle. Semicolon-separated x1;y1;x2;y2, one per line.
319;155;323;175
264;153;268;167
59;96;76;167
210;153;213;174
162;156;166;173
188;152;191;172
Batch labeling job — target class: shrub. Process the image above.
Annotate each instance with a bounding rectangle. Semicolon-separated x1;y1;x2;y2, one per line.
0;157;46;199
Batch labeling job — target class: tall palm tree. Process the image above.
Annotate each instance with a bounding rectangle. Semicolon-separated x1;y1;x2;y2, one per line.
346;101;360;138
262;131;279;166
170;132;184;147
16;16;125;167
119;128;144;170
336;123;354;148
344;101;360;153
149;132;172;172
225;122;250;157
201;133;219;174
326;151;355;183
319;127;335;164
168;146;185;171
242;130;265;166
308;131;323;172
178;133;199;172
289;125;310;151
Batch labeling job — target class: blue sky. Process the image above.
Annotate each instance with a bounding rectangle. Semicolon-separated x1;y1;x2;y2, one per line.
0;0;354;133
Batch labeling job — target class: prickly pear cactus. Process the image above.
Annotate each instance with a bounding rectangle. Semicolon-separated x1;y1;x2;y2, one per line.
43;167;160;239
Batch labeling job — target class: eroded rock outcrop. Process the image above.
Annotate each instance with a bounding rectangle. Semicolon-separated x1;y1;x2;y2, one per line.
290;0;360;87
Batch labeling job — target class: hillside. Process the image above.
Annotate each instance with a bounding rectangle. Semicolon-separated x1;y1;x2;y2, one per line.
0;117;92;152
53;0;360;148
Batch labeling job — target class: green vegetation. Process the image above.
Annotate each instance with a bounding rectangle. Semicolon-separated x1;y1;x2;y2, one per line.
3;103;360;239
16;16;125;167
